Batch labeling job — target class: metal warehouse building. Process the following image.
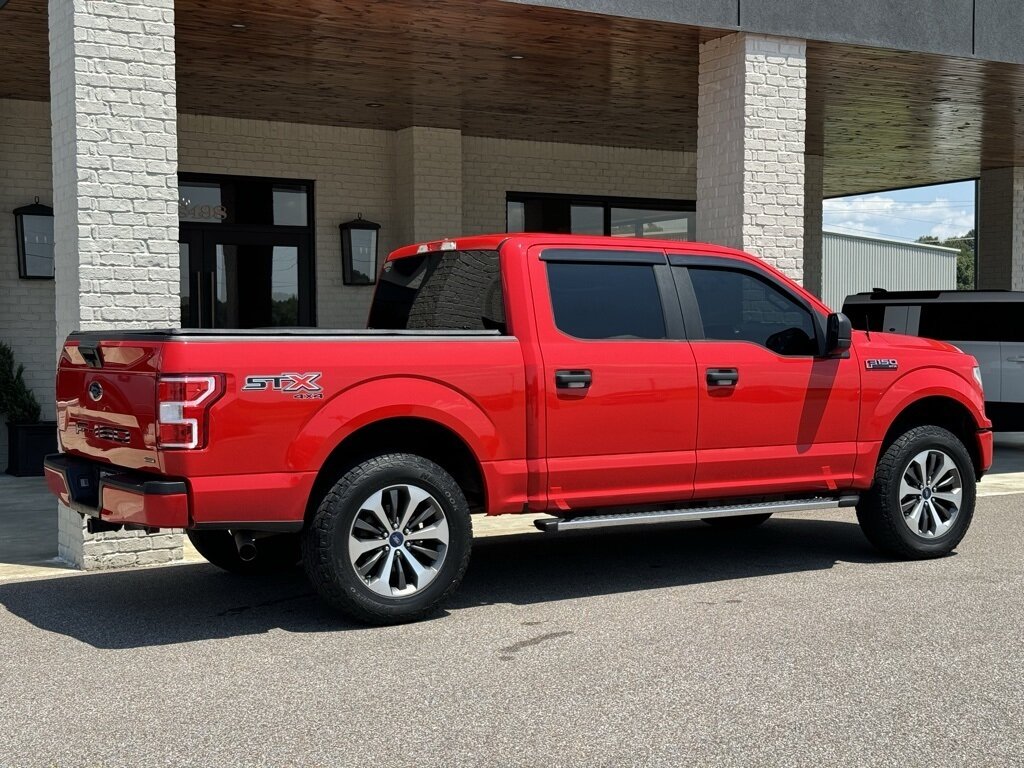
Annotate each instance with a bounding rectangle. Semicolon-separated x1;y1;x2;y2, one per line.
821;232;959;311
1;0;1024;566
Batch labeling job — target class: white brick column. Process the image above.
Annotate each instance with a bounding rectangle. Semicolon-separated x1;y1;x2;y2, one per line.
395;127;463;244
978;168;1024;290
803;154;824;299
49;0;183;569
697;33;807;280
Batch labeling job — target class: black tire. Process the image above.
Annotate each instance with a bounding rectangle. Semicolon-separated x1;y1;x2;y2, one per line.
187;530;300;574
702;513;773;528
856;425;976;559
302;453;473;625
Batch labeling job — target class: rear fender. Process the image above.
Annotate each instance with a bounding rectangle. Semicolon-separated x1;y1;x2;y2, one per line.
286;376;498;471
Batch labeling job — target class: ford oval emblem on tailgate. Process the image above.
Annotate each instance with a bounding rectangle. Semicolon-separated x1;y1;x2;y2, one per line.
88;381;103;402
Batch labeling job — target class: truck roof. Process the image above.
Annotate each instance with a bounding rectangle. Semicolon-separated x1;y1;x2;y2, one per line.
387;233;755;262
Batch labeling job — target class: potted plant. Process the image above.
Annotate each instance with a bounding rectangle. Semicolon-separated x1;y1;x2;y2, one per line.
0;341;55;477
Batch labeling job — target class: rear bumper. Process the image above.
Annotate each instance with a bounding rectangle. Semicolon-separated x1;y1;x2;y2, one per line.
44;453;189;529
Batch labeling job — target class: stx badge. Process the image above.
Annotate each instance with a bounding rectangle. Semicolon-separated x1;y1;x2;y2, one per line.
243;372;324;399
865;359;899;371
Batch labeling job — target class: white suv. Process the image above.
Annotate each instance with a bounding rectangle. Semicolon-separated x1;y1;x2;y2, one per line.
842;290;1024;431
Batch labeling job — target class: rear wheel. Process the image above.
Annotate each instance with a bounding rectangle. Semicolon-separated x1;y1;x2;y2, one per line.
302;453;472;625
856;425;975;559
702;513;772;528
187;530;300;574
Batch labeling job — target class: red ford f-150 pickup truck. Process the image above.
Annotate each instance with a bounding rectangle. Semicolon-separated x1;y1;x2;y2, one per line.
45;234;993;624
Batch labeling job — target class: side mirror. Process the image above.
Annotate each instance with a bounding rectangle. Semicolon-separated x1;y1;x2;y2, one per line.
825;312;852;357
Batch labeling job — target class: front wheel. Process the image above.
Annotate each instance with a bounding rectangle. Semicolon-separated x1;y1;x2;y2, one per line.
302;453;473;625
856;425;976;559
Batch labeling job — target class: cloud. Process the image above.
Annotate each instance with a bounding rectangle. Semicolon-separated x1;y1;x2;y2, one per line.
822;194;973;243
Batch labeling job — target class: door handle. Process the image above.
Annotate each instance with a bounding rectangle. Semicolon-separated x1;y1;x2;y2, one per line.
1007;356;1024;363
555;370;592;389
707;368;739;387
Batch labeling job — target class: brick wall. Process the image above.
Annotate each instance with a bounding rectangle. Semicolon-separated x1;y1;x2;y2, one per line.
462;136;697;235
178;114;396;328
49;0;181;569
0;100;56;473
697;33;807;279
396;127;463;243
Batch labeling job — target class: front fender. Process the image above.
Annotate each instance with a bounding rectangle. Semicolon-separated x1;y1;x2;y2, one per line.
285;375;503;471
864;366;990;442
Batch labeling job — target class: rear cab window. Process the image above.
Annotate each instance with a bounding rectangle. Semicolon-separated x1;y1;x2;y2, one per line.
368;250;505;332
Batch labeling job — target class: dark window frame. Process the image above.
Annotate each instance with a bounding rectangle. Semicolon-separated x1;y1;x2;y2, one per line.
506;191;696;239
178;172;317;328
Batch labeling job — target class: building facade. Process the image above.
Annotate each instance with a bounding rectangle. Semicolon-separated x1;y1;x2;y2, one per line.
1;0;1023;567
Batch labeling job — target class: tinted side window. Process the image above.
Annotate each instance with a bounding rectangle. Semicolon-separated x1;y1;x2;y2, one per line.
688;267;817;355
547;262;666;340
918;302;1019;342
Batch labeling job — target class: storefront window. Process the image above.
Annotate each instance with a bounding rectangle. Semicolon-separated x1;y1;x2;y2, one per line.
273;185;308;226
610;208;695;240
506;193;695;240
570;205;604;235
179;174;314;329
179;182;225;224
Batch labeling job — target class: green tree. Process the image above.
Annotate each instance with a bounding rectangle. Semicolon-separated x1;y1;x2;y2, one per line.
917;229;975;290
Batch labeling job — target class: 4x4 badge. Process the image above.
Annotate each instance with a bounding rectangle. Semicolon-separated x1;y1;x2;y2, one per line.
865;359;898;370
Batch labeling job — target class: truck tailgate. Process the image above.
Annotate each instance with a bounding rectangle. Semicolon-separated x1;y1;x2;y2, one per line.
57;338;161;471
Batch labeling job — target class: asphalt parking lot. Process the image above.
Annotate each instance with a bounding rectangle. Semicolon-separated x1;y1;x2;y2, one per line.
0;494;1022;767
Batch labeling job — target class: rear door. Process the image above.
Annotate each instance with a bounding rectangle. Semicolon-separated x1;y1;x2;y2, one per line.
672;256;860;498
528;246;699;511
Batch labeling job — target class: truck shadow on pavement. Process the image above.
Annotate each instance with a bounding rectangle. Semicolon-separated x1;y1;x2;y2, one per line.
0;516;883;649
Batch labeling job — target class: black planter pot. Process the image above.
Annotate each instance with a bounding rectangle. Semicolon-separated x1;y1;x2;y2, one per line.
5;421;57;477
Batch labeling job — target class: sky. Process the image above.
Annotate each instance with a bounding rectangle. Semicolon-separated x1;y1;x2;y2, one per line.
822;179;975;245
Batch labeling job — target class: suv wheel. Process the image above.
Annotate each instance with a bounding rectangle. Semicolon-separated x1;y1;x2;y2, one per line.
856;425;976;559
302;453;473;625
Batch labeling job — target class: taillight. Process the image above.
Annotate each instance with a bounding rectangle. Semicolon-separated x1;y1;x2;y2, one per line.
157;375;223;450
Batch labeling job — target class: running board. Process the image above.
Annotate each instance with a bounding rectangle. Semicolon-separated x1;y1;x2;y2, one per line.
533;495;859;533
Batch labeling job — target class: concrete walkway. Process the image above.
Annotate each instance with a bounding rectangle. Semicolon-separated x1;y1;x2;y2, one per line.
3;432;1023;582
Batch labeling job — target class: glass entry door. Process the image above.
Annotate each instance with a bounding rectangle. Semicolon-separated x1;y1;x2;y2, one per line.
180;230;313;328
178;173;315;329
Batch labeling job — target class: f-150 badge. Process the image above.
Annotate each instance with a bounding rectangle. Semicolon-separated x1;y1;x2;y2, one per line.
865;359;898;370
243;372;324;399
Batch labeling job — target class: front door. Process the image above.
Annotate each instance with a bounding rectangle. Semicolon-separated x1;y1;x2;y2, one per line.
529;245;699;512
671;257;861;498
179;174;315;329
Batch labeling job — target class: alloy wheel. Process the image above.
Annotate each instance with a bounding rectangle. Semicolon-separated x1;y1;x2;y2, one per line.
347;484;450;597
899;449;962;539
